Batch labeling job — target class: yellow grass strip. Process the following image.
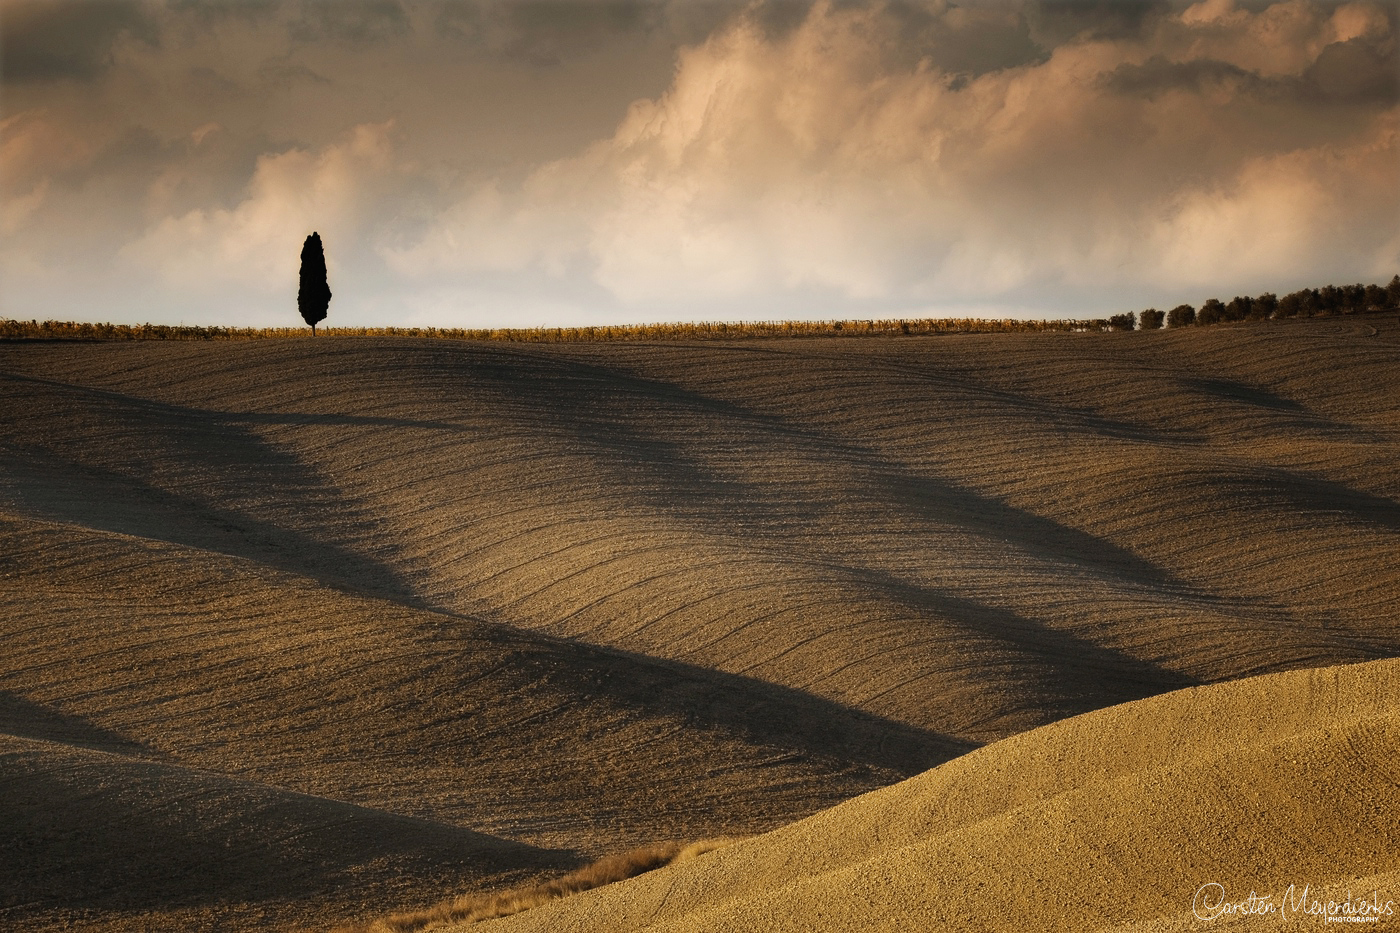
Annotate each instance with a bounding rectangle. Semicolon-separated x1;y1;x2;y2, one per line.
331;838;741;933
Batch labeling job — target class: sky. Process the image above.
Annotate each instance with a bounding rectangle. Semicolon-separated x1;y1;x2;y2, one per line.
1;0;1397;330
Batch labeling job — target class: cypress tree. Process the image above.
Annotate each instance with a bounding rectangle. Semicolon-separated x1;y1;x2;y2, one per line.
298;232;331;336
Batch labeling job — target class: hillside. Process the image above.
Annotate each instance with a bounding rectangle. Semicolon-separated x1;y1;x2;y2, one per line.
1;314;1397;930
476;656;1400;932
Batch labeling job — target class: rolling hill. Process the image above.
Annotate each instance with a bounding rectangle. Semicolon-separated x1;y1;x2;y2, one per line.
1;313;1397;930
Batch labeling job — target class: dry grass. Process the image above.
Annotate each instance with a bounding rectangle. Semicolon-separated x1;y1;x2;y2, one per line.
334;839;739;933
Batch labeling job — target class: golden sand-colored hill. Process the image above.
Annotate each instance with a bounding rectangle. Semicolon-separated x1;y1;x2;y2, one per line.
477;656;1400;932
1;314;1397;930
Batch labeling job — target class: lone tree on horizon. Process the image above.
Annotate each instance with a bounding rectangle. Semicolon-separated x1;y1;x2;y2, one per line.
298;232;331;335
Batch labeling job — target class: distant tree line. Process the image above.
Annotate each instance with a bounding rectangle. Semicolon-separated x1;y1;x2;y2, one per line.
0;317;1090;342
4;275;1397;342
1127;275;1400;330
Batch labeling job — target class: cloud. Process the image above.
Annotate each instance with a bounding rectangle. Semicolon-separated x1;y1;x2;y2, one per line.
1027;0;1172;45
164;0;281;27
1304;36;1400;102
1102;55;1259;98
288;0;411;44
1;0;157;82
389;0;1399;316
1149;108;1400;286
3;0;1396;327
0;109;96;193
432;0;665;63
122;122;400;294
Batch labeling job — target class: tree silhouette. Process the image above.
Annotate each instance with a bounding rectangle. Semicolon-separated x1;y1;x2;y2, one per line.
1197;298;1225;325
1167;304;1195;327
298;232;331;335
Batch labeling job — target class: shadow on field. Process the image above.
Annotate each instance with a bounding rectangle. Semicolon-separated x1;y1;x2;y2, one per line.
423;604;978;778
837;567;1200;717
1180;376;1387;442
1245;469;1400;535
0;692;154;757
0;737;570;913
0;442;423;606
1184;378;1308;413
453;347;1207;593
0;372;428;605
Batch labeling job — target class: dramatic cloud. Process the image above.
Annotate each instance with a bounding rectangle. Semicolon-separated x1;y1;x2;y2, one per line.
393;0;1399;318
1;0;1396;327
1;0;157;82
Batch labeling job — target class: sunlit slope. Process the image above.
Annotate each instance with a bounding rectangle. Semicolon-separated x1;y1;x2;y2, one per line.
476;657;1400;933
5;317;1397;747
